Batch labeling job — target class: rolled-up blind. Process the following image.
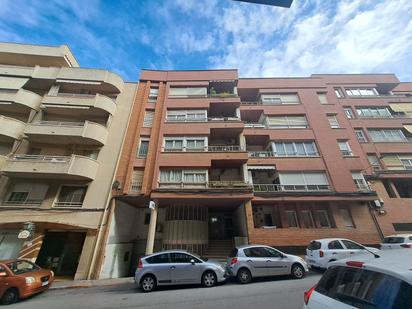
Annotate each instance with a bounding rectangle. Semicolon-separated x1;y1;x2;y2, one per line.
168;87;207;97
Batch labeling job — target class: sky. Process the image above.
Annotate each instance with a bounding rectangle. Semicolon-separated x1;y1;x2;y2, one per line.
0;0;411;82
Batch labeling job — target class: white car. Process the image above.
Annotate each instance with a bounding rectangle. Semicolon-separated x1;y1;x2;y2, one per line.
303;249;412;308
380;234;412;250
305;238;379;269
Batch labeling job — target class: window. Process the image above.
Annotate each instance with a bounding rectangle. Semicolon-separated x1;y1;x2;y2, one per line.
138;139;150;157
278;172;330;191
328;240;344;250
393;223;412;231
159;170;207;184
383;236;405;244
345;88;377;97
166;110;207;122
343;107;354;119
55;186;87;207
393;180;412;198
400;159;412;170
334;88;344;98
316;210;331;228
159;170;182;183
186;138;205;151
272;141;318;157
143;110;154;127
318;92;328;104
367;154;381;171
286;210;299;228
340;208;355;228
356;107;392;118
183;171;206;183
383;180;397;198
355;129;368;143
341;240;364;250
164;139;184;151
7;192;28;203
244;247;269;257
259;93;300;105
316;266;412;309
148;87;158;102
266;115;308;128
163;137;207;152
368;129;407;142
300;210;315;228
327;115;340;128
170;253;200;263
352;172;368;190
146;253;169;264
338;141;353;156
5;183;49;205
168;87;207;98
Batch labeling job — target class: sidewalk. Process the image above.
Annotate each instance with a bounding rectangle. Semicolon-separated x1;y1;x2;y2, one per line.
50;277;134;290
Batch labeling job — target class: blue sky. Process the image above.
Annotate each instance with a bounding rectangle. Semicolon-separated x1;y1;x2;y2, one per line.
1;0;411;82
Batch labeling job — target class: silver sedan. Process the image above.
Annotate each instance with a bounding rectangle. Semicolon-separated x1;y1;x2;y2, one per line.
135;250;227;292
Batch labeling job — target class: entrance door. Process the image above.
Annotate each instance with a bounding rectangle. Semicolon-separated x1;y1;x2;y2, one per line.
209;213;234;240
36;232;86;277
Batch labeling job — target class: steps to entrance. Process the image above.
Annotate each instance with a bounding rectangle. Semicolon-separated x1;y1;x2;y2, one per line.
203;240;234;262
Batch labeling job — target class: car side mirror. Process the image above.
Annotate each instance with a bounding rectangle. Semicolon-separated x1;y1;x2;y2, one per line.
0;272;7;277
190;259;196;265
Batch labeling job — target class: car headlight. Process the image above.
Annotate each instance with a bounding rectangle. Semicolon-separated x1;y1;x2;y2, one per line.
25;277;36;285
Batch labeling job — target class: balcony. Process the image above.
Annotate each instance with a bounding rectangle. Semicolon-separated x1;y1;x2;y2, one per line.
2;154;99;180
253;184;331;193
158;180;250;189
41;93;116;117
0;115;26;141
0;89;42;112
163;145;245;152
248;151;319;158
0;199;43;207
25;120;108;146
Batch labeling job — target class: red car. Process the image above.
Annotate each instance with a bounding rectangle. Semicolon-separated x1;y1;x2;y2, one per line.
0;259;54;305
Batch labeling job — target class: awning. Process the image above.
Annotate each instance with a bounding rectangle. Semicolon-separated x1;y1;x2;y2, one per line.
404;125;412;134
247;165;276;170
390;103;412;113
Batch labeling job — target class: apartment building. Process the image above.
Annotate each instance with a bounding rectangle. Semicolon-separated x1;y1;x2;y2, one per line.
101;69;412;278
0;43;136;280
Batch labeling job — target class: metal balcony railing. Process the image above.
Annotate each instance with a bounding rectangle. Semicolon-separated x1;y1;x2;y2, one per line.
355;183;372;192
53;201;83;208
244;123;265;128
253;184;331;192
163;145;245;152
11;154;70;162
130;181;142;193
1;199;43;206
207;117;240;122
248;151;319;157
57;93;97;98
166;117;207;122
158;181;250;189
33;120;85;126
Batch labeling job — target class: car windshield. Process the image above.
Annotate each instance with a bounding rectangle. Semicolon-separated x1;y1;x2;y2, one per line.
6;260;39;275
383;237;405;244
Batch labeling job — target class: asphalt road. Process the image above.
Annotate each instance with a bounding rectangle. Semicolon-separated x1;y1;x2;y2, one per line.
11;272;322;309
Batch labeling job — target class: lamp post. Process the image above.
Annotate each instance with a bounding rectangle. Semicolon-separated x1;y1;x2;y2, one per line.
145;200;158;255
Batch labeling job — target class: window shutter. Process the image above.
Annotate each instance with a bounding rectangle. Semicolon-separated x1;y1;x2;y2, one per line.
303;173;328;185
279;173;305;185
169;87;207;98
267;116;288;127
143;110;154;127
287;116;307;127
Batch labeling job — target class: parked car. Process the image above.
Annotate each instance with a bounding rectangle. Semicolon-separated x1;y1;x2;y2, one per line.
303;249;412;308
0;259;54;305
305;238;379;269
380;234;412;250
135;250;227;292
226;245;308;284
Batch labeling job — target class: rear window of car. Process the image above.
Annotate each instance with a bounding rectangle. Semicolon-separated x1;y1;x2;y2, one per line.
230;248;238;257
383;237;406;244
308;241;321;250
145;253;169;264
316;266;412;309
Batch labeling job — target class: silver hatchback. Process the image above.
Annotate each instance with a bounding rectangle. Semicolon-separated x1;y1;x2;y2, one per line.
227;245;309;284
135;250;227;292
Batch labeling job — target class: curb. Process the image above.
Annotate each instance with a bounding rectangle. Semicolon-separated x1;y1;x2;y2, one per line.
50;278;134;290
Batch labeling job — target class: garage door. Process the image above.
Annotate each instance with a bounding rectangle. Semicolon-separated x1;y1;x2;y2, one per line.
0;230;23;260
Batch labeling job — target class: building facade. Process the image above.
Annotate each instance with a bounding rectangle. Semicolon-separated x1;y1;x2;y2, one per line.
101;69;412;278
0;43;136;280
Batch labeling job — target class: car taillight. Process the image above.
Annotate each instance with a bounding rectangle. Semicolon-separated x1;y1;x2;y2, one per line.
319;250;324;257
304;285;316;305
230;257;238;265
346;261;364;268
401;244;411;248
138;258;143;269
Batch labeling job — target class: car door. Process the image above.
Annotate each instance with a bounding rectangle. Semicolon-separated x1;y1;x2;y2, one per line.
145;253;173;284
327;240;346;260
243;247;269;277
263;247;290;276
341;240;366;257
169;252;201;284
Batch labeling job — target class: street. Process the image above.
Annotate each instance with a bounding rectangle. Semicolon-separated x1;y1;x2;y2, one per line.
10;272;321;309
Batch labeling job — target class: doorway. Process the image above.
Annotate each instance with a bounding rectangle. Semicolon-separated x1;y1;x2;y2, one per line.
209;213;234;240
36;231;86;278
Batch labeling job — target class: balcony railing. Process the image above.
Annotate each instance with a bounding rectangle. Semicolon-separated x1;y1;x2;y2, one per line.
12;154;70;162
244;123;265;128
158;181;250;189
130;181;142;193
1;199;43;206
53;201;83;208
248;151;319;157
207;117;240;122
34;120;85;127
253;184;331;193
166;117;207;122
163;145;245;152
355;183;372;192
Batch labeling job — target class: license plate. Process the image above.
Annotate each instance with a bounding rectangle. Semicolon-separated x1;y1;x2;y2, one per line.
41;281;49;286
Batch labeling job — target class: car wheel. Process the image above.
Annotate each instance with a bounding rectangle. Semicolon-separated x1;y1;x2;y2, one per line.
291;264;305;279
1;288;19;305
202;271;217;288
140;275;156;293
237;268;252;284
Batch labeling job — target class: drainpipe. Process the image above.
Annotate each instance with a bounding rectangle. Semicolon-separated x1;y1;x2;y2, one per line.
368;202;384;240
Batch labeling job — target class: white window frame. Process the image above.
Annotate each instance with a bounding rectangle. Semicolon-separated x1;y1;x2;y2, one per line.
356;107;392;118
338;141;353;156
148;87;159;102
354;129;368;143
166;110;207;122
137;138;150;157
53;185;87;208
368;129;407;142
334;88;344;98
327;114;340;128
400;159;412;170
266;115;308;129
317;92;328;104
271;141;318;157
163;137;208;152
259;93;300;105
159;169;208;184
351;172;368;190
343;107;355;119
345;88;378;97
